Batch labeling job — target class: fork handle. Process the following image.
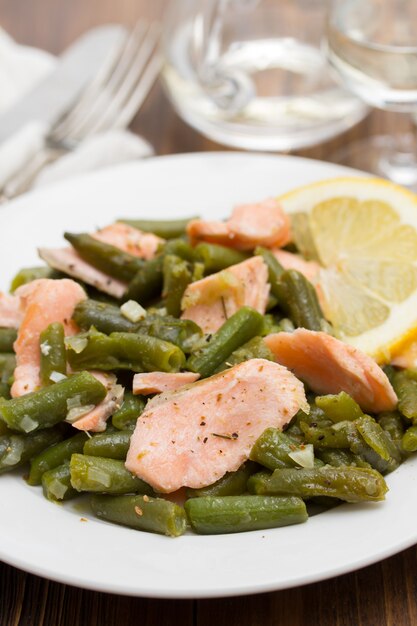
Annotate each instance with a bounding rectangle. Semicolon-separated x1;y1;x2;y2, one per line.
3;147;63;200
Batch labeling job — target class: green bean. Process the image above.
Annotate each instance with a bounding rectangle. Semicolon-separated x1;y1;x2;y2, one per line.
67;329;185;373
277;318;295;333
345;424;394;475
382;365;396;385
187;306;265;378
162;238;195;262
187;462;258;498
138;315;202;352
0;371;107;433
185;495;308;534
39;322;67;386
70;454;154;495
315;392;363;423
402;425;417;452
65;232;144;282
392;370;417;422
194;243;249;273
73;299;138;334
355;415;400;470
215;337;275;373
254;247;284;300
317;448;371;468
248;466;388;502
300;421;351;448
162;255;192;317
275;269;329;332
0;426;63;473
42;462;78;501
250;428;305;470
378;412;405;443
0;383;10;400
0;353;16;384
0;328;17;353
28;431;88;485
112;392;145;430
10;266;55;292
83;429;131;460
91;494;187;537
124;256;163;304
73;300;202;352
119;217;198;240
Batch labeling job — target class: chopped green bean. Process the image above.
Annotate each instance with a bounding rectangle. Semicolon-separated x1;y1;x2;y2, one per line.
185;495;308;534
187;462;258;498
39;322;67;386
254;247;284;300
248;466;388;502
275;269;329;332
215;336;275;373
0;371;106;433
0;329;17;353
28;431;88;485
91;494;187;536
402;425;417;452
187;306;265;378
162;255;192;317
65;232;144;282
112;392;145;430
124;256;163;304
70;454;154;495
83;429;131;460
195;243;249;273
393;370;417;422
0;426;63;473
119;217;198;239
10;266;55;292
67;329;185;373
315;392;363;423
42;462;78;501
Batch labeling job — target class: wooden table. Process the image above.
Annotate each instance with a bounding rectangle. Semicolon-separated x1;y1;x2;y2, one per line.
1;1;416;624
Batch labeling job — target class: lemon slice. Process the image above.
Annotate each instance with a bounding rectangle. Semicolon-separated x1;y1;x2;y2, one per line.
278;177;417;363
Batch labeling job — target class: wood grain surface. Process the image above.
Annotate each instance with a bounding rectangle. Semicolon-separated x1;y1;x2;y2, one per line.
0;1;416;624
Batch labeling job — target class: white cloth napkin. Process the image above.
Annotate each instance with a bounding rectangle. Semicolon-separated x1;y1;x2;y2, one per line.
0;28;154;194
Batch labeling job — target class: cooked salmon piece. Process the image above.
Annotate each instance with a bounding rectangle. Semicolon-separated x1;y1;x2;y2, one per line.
93;223;164;260
265;329;397;413
72;372;124;432
0;292;23;329
187;198;291;250
272;249;321;283
11;278;86;397
125;358;307;492
181;256;270;334
133;371;200;395
38;247;127;298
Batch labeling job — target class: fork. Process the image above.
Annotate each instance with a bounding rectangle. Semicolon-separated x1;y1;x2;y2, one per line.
1;20;161;201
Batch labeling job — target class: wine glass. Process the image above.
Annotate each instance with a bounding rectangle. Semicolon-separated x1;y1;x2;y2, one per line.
161;0;367;151
325;0;417;187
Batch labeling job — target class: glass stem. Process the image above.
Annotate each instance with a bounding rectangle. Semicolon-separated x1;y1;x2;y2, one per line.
378;112;417;188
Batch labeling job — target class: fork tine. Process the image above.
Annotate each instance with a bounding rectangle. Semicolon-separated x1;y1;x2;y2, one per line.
79;23;161;138
111;52;162;130
52;28;130;142
53;21;148;143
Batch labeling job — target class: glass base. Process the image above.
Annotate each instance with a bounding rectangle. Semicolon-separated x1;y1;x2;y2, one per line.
331;134;417;190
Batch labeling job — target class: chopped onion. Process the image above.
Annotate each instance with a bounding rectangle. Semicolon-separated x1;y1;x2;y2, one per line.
87;467;111;488
288;443;314;468
65;336;88;354
48;479;68;500
2;438;24;466
66;404;95;424
120;300;147;323
20;415;39;433
49;371;67;383
331;420;351;431
40;341;51;356
67;394;82;410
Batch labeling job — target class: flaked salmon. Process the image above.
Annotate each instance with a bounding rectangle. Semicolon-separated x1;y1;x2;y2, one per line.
72;372;124;432
93;223;164;260
181;256;269;334
187;198;291;250
133;371;200;395
272;249;321;283
38;247;127;298
0;292;23;329
265;329;397;413
125;358;307;492
12;279;86;397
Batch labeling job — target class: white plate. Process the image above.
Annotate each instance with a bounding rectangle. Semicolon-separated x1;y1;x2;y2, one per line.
0;152;415;599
